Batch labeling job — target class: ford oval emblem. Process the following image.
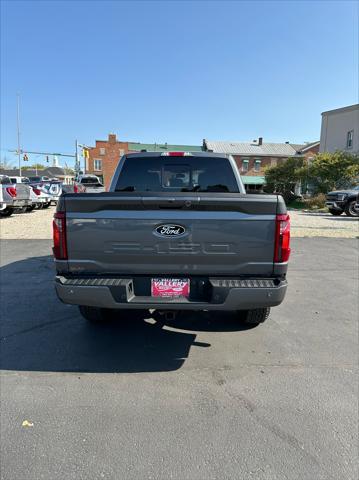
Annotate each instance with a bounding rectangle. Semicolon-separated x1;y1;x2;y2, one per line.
155;224;186;237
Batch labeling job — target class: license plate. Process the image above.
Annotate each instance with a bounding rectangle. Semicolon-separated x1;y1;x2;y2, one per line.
14;200;25;206
151;278;190;298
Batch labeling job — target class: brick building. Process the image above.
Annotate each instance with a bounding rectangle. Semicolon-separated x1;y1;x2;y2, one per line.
86;134;202;189
204;138;320;191
86;133;320;191
86;134;130;189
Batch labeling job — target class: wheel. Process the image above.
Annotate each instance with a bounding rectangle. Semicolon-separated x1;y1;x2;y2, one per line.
344;200;359;217
328;209;343;216
26;205;36;212
241;307;270;326
36;203;43;209
0;207;13;217
43;202;51;209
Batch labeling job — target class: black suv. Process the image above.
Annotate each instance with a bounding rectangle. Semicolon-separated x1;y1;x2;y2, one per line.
326;186;359;217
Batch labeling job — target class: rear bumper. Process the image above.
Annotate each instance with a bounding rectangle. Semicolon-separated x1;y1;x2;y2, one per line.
13;199;31;208
55;276;288;311
38;197;51;203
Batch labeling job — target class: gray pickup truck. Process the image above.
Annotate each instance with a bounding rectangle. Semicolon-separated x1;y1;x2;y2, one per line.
53;152;291;326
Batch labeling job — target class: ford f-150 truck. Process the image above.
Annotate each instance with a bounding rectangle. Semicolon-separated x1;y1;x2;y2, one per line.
53;152;290;326
325;185;359;217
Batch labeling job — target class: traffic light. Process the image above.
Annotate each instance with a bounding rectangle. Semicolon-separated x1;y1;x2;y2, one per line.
83;148;90;159
23;153;28;161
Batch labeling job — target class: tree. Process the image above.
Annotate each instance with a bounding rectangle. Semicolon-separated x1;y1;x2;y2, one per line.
22;163;46;170
299;151;359;193
264;157;304;200
265;151;359;199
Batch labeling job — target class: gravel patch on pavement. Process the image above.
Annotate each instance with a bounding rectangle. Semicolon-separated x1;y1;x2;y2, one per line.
0;206;358;239
0;207;55;240
289;210;359;238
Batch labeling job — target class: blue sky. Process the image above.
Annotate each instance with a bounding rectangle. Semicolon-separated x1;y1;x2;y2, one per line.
1;0;358;167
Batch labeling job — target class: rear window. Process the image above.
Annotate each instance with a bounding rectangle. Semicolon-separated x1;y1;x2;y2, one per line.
80;177;101;185
115;156;239;193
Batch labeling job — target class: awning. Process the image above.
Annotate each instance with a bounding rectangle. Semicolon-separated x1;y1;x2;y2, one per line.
241;175;266;185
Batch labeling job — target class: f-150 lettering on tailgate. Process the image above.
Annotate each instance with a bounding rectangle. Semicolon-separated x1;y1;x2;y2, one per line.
104;242;238;255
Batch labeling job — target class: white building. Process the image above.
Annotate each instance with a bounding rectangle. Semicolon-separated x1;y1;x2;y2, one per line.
320;104;359;153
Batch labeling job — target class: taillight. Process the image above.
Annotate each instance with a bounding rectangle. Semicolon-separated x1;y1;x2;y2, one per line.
73;184;78;193
6;187;17;197
161;152;193;156
53;212;67;260
274;214;291;263
33;187;42;195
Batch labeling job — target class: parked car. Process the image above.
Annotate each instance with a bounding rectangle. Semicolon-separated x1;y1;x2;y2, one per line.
53;152;290;327
41;181;62;204
9;175;30;184
9;175;51;210
29;184;52;209
0;175;16;217
355;191;359;213
326;186;359;217
1;175;32;214
28;175;51;183
75;174;105;193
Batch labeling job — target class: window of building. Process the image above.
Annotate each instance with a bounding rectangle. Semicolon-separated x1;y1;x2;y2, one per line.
99;147;106;155
119;149;125;157
254;159;261;172
242;159;249;172
346;130;354;149
94;159;102;171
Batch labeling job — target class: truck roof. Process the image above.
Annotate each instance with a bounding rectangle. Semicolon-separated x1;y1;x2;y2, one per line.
124;151;229;159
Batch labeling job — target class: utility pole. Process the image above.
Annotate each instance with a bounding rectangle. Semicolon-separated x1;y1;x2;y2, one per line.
75;139;80;178
16;94;22;176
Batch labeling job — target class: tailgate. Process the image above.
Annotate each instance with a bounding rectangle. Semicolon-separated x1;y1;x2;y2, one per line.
83;184;105;193
63;193;283;276
15;184;31;200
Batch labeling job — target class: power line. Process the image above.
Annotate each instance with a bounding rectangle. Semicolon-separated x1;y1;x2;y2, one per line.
7;149;76;158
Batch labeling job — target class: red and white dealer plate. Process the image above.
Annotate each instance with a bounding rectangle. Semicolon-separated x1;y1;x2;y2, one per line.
151;278;190;298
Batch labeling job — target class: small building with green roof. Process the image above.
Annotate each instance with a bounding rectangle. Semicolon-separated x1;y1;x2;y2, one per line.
129;142;203;153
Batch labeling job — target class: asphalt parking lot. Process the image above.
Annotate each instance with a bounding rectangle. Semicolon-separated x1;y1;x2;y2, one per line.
0;238;358;480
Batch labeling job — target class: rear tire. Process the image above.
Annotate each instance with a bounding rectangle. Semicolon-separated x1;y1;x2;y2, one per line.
328;209;343;216
242;307;270;326
345;201;359;217
0;207;13;217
